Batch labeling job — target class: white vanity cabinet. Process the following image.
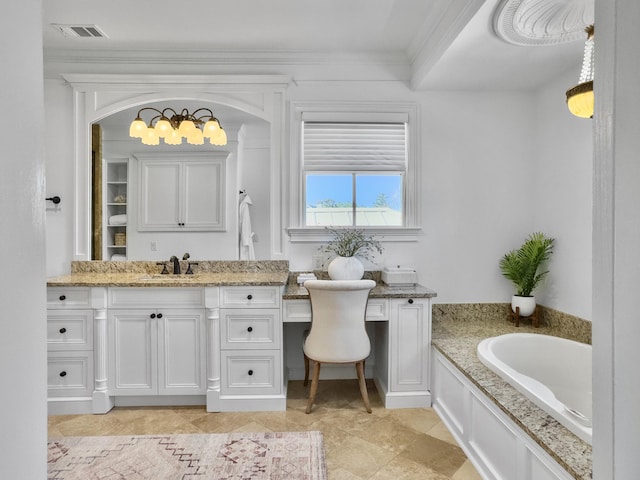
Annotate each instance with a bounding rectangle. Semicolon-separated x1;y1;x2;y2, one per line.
137;154;226;232
283;294;432;409
107;288;206;398
46;287;95;414
386;298;431;394
218;286;285;410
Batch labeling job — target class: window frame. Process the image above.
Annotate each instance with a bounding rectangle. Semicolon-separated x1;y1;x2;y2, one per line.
288;101;421;243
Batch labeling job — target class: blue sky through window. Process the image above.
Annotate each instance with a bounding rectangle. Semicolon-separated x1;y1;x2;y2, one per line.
306;174;402;209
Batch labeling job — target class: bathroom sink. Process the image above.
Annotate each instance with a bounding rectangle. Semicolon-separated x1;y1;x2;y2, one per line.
381;267;417;286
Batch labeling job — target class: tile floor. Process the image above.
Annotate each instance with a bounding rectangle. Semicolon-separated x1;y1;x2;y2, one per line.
48;380;482;479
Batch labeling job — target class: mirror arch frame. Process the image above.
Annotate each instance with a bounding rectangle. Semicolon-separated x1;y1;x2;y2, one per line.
62;74;290;261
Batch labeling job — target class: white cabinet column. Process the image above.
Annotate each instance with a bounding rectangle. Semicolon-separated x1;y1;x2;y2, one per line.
92;306;113;413
205;287;221;412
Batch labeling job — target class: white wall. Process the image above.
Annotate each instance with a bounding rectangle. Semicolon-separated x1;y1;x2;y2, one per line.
0;1;48;478
43;66;593;319
534;69;593;320
45;79;75;276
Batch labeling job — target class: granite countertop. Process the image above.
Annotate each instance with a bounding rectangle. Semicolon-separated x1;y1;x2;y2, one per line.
432;304;592;480
47;260;290;287
46;262;438;296
283;280;437;300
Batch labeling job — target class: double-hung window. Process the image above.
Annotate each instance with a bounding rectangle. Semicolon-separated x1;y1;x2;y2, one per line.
303;121;406;227
288;103;421;242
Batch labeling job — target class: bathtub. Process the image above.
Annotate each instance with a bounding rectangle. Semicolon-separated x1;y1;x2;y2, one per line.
477;333;592;445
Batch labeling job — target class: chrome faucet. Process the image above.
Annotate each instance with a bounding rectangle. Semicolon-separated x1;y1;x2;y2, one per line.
169;255;181;275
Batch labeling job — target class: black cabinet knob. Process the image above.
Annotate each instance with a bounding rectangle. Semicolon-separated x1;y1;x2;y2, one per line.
247;294;253;300
150;313;156;319
59;371;67;377
59;328;67;334
59;295;66;301
408;298;414;304
247;326;253;332
157;313;163;319
248;370;254;376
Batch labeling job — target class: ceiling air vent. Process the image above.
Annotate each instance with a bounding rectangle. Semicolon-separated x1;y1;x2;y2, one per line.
52;24;108;39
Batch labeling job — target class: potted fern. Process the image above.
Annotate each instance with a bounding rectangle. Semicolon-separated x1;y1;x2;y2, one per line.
499;232;554;316
320;228;383;280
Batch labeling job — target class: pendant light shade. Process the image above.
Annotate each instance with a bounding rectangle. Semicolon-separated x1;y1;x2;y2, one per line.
566;25;594;119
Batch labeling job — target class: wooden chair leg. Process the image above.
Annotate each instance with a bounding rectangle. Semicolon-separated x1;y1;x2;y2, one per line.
306;361;321;414
356;361;372;413
303;353;310;386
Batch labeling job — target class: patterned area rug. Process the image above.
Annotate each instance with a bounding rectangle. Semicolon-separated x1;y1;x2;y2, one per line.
48;431;326;479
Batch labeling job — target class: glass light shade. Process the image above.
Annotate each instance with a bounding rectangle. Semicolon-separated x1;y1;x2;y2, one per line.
178;120;196;136
141;127;160;145
210;128;227;146
154;117;172;138
164;129;182;145
129;118;147;138
187;128;204;145
567;25;594;119
202;118;220;138
566;81;594;118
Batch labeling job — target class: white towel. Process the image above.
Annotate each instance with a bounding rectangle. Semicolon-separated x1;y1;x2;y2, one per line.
109;214;127;225
110;254;126;261
238;194;255;260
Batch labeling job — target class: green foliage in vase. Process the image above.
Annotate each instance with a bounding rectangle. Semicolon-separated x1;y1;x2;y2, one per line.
499;232;555;297
320;228;383;261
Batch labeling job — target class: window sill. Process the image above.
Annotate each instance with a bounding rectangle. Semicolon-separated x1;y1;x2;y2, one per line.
287;227;422;243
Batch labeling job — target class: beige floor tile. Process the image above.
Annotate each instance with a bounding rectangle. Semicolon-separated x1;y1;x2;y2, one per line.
388;407;442;434
427;420;460;446
48;380;480;480
327;434;397;478
369;456;451;480
398;430;468;477
452;460;484;480
328;467;366;480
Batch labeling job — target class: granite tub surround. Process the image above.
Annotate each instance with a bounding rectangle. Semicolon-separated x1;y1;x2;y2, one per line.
283;271;437;299
48;260;290;286
432;303;592;480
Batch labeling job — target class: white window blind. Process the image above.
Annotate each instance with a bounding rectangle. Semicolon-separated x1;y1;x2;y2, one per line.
303;122;407;172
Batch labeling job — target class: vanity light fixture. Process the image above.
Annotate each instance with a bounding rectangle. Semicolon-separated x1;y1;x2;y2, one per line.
566;25;594;119
129;107;228;146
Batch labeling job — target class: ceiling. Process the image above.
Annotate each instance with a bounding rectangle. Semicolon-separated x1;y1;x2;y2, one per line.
42;0;594;91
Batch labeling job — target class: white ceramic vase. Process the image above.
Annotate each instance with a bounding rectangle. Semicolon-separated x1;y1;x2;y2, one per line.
327;256;365;280
511;295;536;317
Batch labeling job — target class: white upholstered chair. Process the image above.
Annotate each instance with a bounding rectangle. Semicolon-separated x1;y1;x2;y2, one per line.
302;279;376;414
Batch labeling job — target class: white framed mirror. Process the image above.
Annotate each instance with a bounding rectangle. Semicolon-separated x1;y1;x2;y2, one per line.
63;74;290;261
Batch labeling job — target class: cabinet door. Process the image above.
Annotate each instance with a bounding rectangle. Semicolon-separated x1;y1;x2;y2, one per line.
138;156;225;231
389;298;430;392
138;161;181;230
183;161;225;230
108;310;158;395
157;309;206;395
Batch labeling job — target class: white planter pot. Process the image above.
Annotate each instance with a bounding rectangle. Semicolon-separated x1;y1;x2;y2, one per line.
327;256;364;280
511;295;536;317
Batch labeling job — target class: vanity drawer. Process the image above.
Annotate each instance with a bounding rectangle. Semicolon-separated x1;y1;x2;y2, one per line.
282;298;389;322
47;310;93;351
47;351;94;397
108;287;205;308
365;298;389;321
220;309;281;349
47;287;92;309
219;286;281;309
221;350;281;395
